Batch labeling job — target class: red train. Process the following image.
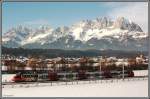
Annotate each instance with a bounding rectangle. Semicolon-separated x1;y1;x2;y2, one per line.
12;70;134;82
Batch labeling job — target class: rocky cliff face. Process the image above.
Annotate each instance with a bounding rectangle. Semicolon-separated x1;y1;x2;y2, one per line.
2;17;148;51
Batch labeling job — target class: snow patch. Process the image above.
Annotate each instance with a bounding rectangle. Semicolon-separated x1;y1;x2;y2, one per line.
2;79;148;97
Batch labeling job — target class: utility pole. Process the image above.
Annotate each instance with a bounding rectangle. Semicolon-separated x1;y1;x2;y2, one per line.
99;57;102;79
122;59;125;80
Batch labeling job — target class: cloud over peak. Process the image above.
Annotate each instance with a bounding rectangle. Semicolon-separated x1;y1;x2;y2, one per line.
106;2;148;32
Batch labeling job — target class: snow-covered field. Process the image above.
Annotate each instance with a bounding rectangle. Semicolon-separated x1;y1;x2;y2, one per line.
2;79;148;97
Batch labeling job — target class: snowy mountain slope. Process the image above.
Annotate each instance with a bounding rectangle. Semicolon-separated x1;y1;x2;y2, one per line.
2;17;148;51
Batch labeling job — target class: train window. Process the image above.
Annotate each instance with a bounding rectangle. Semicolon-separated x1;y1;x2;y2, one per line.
66;74;74;78
23;74;26;77
27;75;29;77
45;75;48;79
29;75;32;78
95;73;100;76
76;74;78;77
86;73;90;77
58;75;64;78
42;75;45;79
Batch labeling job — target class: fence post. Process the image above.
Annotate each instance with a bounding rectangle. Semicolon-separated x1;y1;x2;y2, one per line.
111;79;113;83
51;81;52;86
20;85;22;88
122;64;125;81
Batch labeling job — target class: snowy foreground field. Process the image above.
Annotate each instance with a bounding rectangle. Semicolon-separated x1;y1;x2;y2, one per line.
2;79;148;97
2;70;148;97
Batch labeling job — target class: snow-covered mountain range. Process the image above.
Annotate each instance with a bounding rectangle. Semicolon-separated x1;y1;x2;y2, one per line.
2;17;148;51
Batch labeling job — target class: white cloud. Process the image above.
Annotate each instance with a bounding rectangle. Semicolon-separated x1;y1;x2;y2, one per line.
106;2;148;32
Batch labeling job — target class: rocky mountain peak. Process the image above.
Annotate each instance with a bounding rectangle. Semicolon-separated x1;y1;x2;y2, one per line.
2;17;147;51
113;17;143;32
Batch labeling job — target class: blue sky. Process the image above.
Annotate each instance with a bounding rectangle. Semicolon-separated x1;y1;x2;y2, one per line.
2;2;148;33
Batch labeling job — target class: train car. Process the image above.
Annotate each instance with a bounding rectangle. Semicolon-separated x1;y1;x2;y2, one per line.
109;70;134;78
36;70;59;82
48;71;58;81
12;69;134;82
12;72;25;82
127;70;134;77
119;70;134;77
86;72;95;79
77;71;87;80
110;71;121;78
37;73;49;81
93;71;104;79
12;71;38;82
57;72;77;81
12;70;58;82
86;72;103;79
57;73;68;81
65;73;78;81
102;71;112;78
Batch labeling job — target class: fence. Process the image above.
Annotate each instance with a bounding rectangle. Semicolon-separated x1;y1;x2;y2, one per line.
2;76;148;89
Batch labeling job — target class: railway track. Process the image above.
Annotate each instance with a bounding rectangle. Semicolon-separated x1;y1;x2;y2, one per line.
2;76;148;86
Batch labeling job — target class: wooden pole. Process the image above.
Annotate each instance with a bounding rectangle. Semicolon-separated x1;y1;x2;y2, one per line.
122;61;125;80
